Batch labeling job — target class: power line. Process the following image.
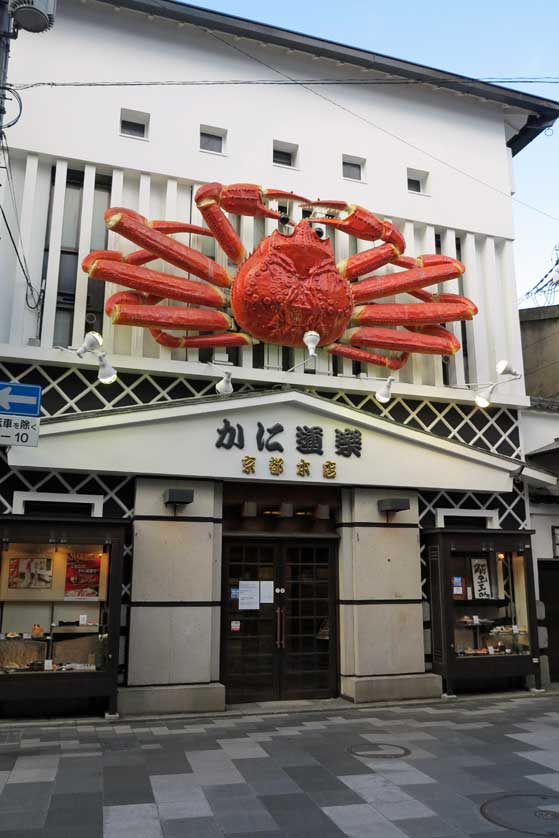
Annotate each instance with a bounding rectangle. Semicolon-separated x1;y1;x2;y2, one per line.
12;76;559;90
0;133;42;309
203;29;559;225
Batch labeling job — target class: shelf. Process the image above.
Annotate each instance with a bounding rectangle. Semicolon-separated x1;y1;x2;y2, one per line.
456;621;495;628
52;626;100;635
453;599;508;606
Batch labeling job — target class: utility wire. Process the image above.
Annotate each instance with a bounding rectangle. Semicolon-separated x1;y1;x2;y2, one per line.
201;28;559;225
0;133;42;309
12;76;559;90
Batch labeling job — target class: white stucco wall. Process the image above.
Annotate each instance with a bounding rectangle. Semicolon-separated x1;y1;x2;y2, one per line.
8;0;514;239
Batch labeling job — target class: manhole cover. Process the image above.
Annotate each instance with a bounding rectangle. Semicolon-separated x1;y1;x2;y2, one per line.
481;795;559;836
348;743;411;759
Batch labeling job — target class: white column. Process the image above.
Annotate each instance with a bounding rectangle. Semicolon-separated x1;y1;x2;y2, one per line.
239;214;254;370
157;178;178;362
101;169;123;354
40;159;68;348
480;236;507;381
334;228;354;378
10;154;39;346
421;224;441;386
71;163;96;349
405;221;432;386
498;239;526;399
130;173;151;359
441;228;466;386
263;213;283;372
462;232;491;385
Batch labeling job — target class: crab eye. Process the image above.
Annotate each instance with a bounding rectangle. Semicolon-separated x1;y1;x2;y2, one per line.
315;228;324;239
278;214;290;226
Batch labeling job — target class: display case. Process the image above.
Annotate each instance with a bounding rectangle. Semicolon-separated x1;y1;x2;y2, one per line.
423;529;540;695
0;518;125;716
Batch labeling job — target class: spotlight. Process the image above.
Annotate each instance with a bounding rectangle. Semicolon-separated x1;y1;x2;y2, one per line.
303;331;320;357
76;331;103;358
375;376;395;404
496;360;520;377
216;371;233;396
97;353;117;385
474;384;495;409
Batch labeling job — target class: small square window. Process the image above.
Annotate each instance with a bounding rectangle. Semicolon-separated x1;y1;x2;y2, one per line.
200;131;223;153
273;149;292;167
407;168;429;194
273;140;298;168
120;108;149;140
342;155;365;181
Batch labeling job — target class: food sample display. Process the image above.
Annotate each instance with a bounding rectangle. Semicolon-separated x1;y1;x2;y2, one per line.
0;542;109;674
451;551;531;658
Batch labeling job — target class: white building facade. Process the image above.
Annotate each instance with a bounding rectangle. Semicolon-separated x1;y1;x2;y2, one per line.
0;0;557;715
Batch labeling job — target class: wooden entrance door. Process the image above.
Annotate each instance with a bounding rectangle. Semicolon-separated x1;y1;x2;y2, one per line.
221;540;338;703
539;561;559;682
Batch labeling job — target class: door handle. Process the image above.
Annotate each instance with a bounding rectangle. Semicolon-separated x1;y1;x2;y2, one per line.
280;607;286;649
275;607;282;648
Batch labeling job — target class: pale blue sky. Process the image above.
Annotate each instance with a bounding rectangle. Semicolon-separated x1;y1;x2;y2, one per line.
189;0;559;304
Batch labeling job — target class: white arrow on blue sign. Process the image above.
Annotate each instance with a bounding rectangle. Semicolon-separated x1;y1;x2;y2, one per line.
0;382;42;417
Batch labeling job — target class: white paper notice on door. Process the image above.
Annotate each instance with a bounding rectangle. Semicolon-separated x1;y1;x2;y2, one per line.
260;581;274;604
238;580;260;610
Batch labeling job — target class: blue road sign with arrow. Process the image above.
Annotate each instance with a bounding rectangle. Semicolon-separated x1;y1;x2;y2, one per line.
0;382;42;417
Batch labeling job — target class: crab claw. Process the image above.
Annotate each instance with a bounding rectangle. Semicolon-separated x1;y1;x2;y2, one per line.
263;189;310;205
300;200;350;212
302;202;404;251
195;182;309;222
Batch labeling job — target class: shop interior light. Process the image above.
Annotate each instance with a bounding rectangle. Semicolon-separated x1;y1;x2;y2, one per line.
375;376;395;405
76;331;103;359
97;353;118;385
496;359;521;377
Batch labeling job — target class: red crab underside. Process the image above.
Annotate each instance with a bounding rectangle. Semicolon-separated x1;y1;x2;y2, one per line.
82;181;477;371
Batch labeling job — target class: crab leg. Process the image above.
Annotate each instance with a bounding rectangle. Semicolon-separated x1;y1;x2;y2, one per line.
103;208;232;287
352;262;465;304
326;344;410;370
83;255;227;309
195;182;309;264
352;299;476;327
149;331;253;350
109;304;231;331
338;325;461;356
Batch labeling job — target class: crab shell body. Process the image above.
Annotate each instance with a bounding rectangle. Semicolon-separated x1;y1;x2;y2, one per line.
231;223;352;347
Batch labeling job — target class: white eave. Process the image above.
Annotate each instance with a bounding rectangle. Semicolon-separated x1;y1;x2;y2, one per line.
7;389;540;493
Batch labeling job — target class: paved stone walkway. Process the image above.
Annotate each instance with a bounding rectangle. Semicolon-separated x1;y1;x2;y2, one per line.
1;693;559;836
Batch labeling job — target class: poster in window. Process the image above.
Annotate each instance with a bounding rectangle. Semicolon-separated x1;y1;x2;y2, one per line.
471;557;492;599
64;553;101;600
8;557;53;590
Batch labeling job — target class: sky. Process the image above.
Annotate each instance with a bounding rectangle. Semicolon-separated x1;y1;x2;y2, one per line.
187;0;559;306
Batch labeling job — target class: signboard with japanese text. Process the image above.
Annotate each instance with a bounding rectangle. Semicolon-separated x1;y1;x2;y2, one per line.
214;417;363;482
471;557;492;599
7;391;516;494
0;414;40;447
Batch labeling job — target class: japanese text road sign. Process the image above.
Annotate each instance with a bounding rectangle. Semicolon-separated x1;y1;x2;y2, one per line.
0;415;39;447
0;383;42;417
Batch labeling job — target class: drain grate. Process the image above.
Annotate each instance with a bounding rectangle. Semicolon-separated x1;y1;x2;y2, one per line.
348;743;411;759
481;794;559;837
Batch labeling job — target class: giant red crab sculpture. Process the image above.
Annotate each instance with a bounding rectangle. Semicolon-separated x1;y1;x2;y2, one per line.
82;182;476;370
